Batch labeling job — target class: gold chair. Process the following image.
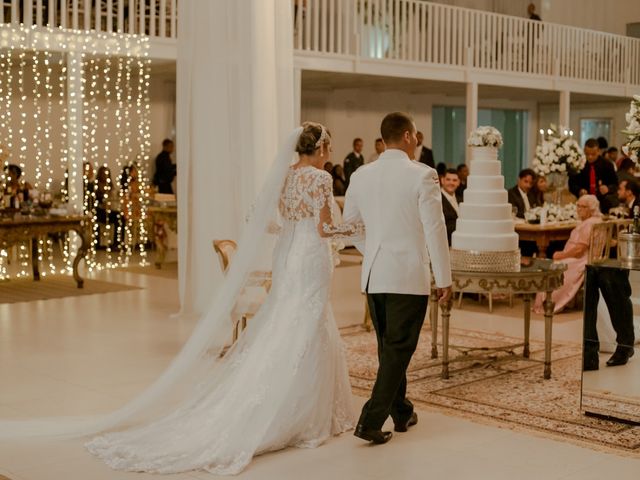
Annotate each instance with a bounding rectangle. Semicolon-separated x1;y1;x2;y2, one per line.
212;240;272;344
588;221;615;264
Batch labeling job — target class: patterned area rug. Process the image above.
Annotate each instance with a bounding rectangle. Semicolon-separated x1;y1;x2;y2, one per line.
0;275;141;304
342;325;640;455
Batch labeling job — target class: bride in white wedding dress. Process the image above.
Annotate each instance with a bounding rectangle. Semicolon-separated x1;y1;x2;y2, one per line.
86;122;361;475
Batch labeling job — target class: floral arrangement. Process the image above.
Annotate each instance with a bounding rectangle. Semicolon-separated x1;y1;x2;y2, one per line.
467;126;503;148
622;95;640;163
532;125;586;176
524;203;578;224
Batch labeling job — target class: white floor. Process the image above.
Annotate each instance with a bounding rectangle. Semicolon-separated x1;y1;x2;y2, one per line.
0;257;639;479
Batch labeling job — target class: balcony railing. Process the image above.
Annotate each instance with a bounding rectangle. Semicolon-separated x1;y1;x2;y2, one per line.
1;0;177;38
294;0;640;87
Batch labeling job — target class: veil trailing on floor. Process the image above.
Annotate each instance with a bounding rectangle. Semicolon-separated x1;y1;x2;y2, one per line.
0;126;304;440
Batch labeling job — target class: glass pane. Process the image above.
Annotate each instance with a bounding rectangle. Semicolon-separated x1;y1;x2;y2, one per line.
580;118;612;148
581;261;640;424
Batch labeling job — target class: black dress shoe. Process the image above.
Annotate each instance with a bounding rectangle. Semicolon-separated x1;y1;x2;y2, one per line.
606;348;634;367
354;424;392;444
394;412;418;432
583;355;599;371
583;360;599;371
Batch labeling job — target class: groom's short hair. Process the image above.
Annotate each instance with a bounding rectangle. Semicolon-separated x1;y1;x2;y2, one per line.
381;112;415;144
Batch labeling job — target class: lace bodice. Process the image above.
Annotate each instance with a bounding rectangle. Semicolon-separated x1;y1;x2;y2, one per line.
279;166;362;238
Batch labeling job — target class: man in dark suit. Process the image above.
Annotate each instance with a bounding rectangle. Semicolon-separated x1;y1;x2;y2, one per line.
507;168;536;219
343;137;364;188
455;163;468;202
569;138;619;213
617;179;640;217
440;169;459;246
153;139;177;194
415;131;434;168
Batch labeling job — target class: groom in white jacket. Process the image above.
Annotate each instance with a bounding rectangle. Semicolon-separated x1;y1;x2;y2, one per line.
343;112;452;444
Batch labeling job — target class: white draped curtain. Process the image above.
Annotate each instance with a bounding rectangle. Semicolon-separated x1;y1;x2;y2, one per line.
177;0;294;315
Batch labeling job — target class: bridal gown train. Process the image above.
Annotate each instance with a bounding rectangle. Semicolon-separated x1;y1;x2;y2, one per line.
87;166;358;475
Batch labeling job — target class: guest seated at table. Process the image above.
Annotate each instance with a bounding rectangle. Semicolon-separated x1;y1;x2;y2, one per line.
617;178;640;217
530;174;547;208
440;168;459;246
119;163;143;222
3;163;32;207
331;164;347;196
533;195;601;314
508;168;536;218
95;166;123;250
455;163;468;202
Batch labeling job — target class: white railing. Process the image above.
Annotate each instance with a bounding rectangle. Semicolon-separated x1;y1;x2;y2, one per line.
293;0;640;87
0;0;177;38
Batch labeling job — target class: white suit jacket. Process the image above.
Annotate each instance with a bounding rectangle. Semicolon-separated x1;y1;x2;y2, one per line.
343;149;452;295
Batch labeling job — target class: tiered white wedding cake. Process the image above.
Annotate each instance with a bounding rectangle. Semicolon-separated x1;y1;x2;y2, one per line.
450;127;520;272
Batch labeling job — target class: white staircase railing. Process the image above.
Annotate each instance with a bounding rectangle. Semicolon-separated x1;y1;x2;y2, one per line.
293;0;640;87
1;0;177;38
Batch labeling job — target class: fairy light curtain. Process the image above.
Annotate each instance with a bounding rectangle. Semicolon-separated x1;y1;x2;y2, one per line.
0;25;150;278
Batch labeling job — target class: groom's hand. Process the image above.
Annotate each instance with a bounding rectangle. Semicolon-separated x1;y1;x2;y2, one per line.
437;286;453;304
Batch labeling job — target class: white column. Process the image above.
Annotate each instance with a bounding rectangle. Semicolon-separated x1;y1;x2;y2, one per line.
465;81;478;164
559;90;570;129
176;0;294;315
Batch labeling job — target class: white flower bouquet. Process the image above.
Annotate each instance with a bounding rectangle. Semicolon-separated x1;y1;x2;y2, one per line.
524;203;578;224
622;95;640;163
532;125;586;176
467;126;503;148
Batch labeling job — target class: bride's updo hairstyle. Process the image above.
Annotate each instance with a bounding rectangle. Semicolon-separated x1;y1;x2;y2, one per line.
296;121;331;156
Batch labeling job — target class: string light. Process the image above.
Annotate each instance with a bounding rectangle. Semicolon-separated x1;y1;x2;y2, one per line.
0;24;151;279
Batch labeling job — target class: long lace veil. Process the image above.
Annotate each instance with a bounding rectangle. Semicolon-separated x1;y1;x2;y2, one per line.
0;126;304;439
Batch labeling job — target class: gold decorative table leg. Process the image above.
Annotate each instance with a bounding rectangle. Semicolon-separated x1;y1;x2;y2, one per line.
430;286;439;359
523;293;532;358
543;290;554;379
441;298;452;379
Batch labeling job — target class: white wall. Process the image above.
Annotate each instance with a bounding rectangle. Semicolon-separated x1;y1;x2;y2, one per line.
301;86;538;166
538;101;631;150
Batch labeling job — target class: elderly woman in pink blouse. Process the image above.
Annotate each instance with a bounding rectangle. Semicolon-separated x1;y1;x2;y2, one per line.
534;195;602;314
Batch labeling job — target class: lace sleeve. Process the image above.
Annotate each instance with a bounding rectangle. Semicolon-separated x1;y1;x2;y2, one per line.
312;171;364;239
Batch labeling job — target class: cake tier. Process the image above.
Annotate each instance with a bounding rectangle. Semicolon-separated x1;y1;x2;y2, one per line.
467;175;504;190
470;146;498;162
451;232;519;252
459;203;512;221
463;189;508;204
456;219;514;235
470;160;501;176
